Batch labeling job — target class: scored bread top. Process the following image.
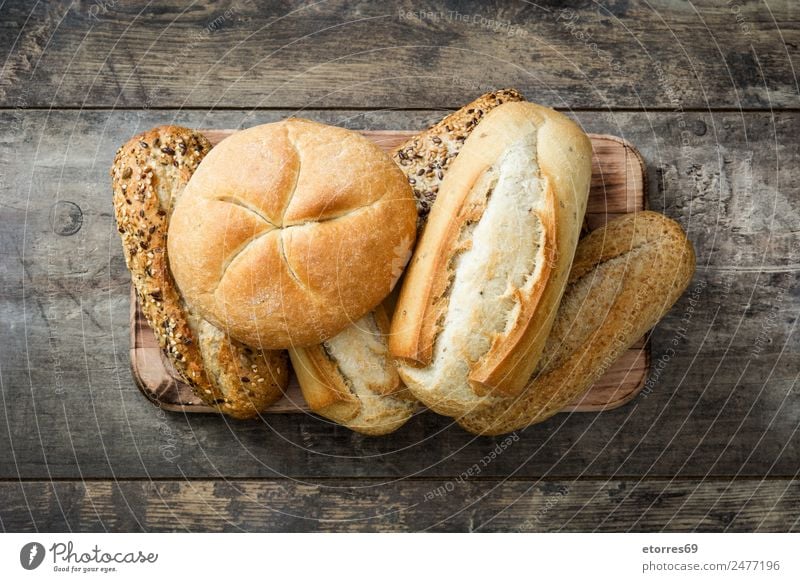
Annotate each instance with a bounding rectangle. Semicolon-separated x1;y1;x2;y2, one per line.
390;102;592;415
393;88;524;227
288;305;417;436
167;118;418;350
458;211;697;435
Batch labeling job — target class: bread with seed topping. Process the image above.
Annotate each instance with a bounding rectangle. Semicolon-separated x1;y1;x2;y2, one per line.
112;125;288;418
392;88;525;227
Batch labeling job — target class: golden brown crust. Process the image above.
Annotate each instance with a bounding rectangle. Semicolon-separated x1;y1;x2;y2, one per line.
112;125;288;419
282;89;523;434
390;102;592;416
289;305;417;436
392;88;525;226
457;211;697;435
167;119;418;349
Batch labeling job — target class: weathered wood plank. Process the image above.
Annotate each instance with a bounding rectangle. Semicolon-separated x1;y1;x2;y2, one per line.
1;1;797;109
0;109;797;480
1;479;798;532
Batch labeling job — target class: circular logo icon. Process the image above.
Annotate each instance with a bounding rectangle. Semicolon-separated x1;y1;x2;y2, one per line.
20;542;45;570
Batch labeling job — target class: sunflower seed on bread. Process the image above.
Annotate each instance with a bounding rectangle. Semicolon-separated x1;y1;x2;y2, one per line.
392;88;525;227
112;125;288;419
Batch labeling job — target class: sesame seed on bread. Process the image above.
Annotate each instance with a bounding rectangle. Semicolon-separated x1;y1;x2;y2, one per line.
392;88;525;227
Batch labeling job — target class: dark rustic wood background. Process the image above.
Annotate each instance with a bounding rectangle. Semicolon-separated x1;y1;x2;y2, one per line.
0;0;797;532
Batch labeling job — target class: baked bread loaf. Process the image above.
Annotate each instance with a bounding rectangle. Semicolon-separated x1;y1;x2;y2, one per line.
390;102;593;417
458;211;696;435
288;92;525;433
112;126;288;418
392;89;525;226
289;305;417;435
167;119;417;349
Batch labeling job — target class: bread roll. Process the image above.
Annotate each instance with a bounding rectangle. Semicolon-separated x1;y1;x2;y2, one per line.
289;92;529;434
167;119;417;349
393;88;525;226
289;305;417;435
112;126;288;418
458;211;696;435
289;92;524;433
389;102;592;417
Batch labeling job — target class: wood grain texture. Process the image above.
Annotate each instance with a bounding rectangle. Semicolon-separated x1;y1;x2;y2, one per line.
0;1;797;110
1;0;798;531
0;108;797;486
130;130;649;415
1;479;798;532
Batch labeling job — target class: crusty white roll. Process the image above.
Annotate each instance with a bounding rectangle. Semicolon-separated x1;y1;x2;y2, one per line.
167;119;417;350
458;211;696;435
389;102;593;417
289;305;417;436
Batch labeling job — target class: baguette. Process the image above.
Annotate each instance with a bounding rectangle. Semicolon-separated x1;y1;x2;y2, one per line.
390;102;593;417
112;126;288;418
288;306;417;436
458;211;696;435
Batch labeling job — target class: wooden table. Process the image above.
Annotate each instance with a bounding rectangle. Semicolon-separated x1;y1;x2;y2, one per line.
1;0;797;532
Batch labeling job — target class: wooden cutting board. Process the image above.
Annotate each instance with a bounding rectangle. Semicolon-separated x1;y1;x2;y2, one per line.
130;130;649;414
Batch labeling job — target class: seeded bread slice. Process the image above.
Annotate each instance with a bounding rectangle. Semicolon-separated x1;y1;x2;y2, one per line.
112;126;288;419
457;211;696;435
392;88;524;226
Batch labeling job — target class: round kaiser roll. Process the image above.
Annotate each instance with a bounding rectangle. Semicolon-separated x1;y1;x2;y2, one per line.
167;118;417;349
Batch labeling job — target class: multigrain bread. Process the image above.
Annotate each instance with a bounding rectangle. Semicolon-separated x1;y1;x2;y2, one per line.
112;126;288;418
458;211;696;435
390;102;593;417
168;119;417;349
289;305;417;435
392;88;524;226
